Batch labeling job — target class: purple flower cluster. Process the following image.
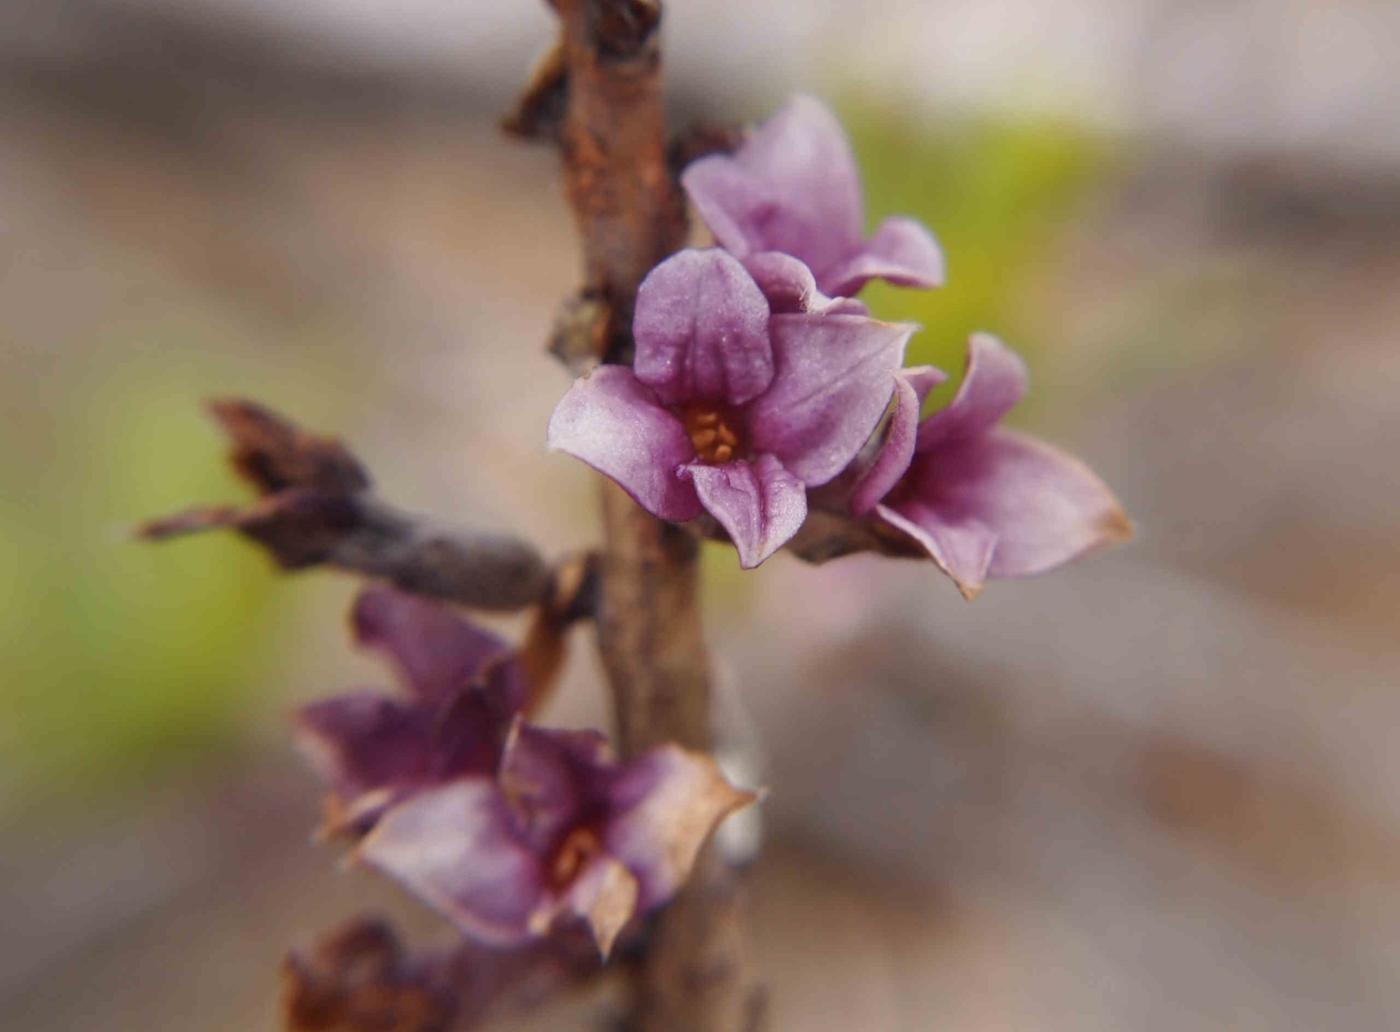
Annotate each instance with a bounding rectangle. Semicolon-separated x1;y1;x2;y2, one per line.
296;587;753;956
549;95;1128;593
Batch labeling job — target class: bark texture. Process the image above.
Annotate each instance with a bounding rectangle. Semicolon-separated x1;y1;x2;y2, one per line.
546;2;763;1029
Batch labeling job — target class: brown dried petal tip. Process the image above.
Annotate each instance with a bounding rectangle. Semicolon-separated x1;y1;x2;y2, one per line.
207;398;370;496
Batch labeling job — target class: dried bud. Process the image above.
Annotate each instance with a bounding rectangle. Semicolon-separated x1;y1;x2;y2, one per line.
137;401;551;612
501;42;568;142
208;398;369;496
281;918;453;1032
281;916;599;1031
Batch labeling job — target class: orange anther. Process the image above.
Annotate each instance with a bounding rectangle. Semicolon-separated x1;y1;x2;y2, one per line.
682;405;745;465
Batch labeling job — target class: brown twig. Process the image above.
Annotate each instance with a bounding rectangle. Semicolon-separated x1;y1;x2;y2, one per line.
554;0;685;368
282;915;602;1031
546;288;613;374
500;41;568;142
137;400;552;613
666;120;746;179
519;2;764;1029
517;550;599;714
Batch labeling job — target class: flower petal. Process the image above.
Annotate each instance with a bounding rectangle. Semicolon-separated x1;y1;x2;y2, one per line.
875;501;997;601
740;251;869;316
682;95;864;277
632;249;774;407
682;455;807;569
532;856;640;959
821;215;946;297
915;333;1028;452
427;678;516;782
968;430;1133;580
293;692;433;805
849;365;948;516
604;745;757;911
497;722;613;854
353;587;516;705
358;779;545;946
548;366;702;523
883;427;1132;596
747;314;915;485
678;156;767;257
902;365;950;408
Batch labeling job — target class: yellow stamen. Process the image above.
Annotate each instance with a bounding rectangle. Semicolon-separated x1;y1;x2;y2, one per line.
550;827;601;887
682;405;745;464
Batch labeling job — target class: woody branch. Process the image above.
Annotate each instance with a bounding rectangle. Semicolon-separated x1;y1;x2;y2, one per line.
516;1;765;1029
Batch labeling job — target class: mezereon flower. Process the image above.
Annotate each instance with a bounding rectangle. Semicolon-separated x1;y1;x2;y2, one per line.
294;585;523;835
295;587;754;955
682;95;944;301
360;722;753;957
853;334;1131;599
548;248;913;568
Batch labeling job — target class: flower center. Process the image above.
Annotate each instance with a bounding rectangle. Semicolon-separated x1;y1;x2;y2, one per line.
549;826;601;888
683;405;743;465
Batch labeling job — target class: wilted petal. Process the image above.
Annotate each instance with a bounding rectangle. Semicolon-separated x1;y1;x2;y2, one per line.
682;455;807;569
604;745;756;911
632;249;774;407
884;428;1131;596
293;692;433;804
821;216;946;297
741;251;869;316
532;855;640;959
915;333;1028;452
682;95;863;276
359;780;544;946
548;366;702;523
748;314;914;485
849;365;948;516
353;587;515;706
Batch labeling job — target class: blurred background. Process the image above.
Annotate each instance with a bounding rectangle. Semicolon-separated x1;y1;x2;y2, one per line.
2;0;1398;1028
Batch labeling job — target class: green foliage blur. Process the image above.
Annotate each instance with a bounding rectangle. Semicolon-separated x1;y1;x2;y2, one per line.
0;345;287;812
847;102;1110;396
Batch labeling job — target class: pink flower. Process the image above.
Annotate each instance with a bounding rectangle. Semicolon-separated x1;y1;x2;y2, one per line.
294;586;522;834
360;725;752;958
295;587;754;956
853;335;1132;599
682;95;944;303
548;248;913;567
